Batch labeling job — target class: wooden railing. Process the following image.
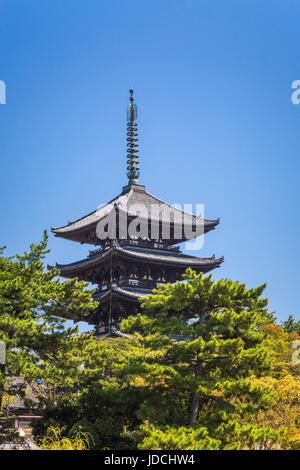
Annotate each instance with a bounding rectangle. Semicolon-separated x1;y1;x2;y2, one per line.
94;279;160;295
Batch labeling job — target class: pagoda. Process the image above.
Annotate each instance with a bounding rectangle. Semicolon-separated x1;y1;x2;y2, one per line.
51;90;223;335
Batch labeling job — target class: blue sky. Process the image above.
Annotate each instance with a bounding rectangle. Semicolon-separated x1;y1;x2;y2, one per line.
0;0;299;329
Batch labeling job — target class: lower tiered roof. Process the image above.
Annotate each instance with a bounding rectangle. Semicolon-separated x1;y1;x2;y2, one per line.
53;243;224;279
93;285;151;302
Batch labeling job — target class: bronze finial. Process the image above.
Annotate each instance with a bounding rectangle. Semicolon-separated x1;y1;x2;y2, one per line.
126;89;139;185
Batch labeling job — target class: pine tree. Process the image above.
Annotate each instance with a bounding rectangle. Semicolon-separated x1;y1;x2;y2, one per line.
0;231;98;409
121;269;284;449
282;315;300;335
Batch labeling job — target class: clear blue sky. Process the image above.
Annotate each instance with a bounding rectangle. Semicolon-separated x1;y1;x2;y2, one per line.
1;0;299;328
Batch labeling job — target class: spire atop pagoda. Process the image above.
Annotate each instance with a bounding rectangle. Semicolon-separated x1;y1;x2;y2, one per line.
126;89;140;185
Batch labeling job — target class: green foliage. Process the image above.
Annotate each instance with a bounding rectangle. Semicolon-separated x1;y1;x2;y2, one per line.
282;315;300;335
136;421;285;450
32;391;136;450
0;231;98;407
37;426;92;450
68;417;128;450
32;335;141;450
136;423;221;450
120;269;283;449
1;234;297;452
32;393;82;437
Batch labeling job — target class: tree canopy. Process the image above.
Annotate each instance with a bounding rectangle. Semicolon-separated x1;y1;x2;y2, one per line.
1;236;299;451
0;231;98;407
119;269;286;449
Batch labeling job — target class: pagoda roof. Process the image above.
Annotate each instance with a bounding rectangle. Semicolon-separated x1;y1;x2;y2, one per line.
96;327;132;339
93;285;152;302
51;184;220;246
52;243;224;277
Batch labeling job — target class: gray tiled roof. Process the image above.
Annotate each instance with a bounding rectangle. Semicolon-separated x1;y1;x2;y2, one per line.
51;184;219;234
93;285;152;301
53;244;224;274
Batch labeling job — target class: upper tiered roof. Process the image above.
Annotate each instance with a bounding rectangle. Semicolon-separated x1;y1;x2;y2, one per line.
51;89;220;247
51;184;220;246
